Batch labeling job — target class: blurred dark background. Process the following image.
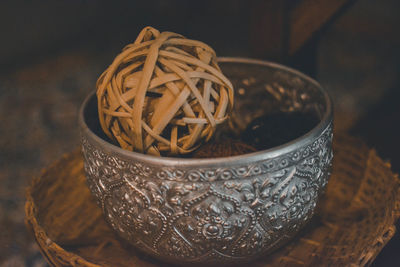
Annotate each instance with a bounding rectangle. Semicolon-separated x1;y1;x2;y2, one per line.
0;0;399;266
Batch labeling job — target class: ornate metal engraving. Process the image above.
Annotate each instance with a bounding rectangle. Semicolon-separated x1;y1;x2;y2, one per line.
81;123;332;263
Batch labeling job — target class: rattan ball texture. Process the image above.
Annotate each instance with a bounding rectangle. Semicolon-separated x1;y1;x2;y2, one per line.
96;26;234;156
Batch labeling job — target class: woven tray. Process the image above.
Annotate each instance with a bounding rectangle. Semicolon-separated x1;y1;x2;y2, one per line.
25;135;400;266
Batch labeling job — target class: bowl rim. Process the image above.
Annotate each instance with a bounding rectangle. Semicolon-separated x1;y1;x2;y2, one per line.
79;57;333;167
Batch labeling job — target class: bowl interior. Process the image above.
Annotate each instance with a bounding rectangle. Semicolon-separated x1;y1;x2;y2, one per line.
82;58;330;156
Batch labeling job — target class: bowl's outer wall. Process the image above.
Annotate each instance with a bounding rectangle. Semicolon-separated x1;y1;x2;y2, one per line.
79;58;333;264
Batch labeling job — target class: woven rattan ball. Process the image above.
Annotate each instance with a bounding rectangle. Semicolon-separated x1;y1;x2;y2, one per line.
96;27;234;156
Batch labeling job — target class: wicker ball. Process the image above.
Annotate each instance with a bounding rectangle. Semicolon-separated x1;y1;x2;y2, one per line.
96;26;234;156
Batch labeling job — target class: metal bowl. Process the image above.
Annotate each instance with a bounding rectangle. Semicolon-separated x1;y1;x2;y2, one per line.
79;58;333;265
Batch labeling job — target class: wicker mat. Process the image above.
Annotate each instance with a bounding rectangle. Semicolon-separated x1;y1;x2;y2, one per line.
25;135;400;266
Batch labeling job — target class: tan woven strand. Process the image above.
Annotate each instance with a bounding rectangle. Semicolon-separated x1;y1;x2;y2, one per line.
96;26;234;155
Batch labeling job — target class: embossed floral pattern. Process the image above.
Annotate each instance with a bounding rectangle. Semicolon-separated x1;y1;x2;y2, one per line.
81;123;333;263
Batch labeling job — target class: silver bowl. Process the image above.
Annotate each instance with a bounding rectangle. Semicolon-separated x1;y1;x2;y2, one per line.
79;58;333;265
